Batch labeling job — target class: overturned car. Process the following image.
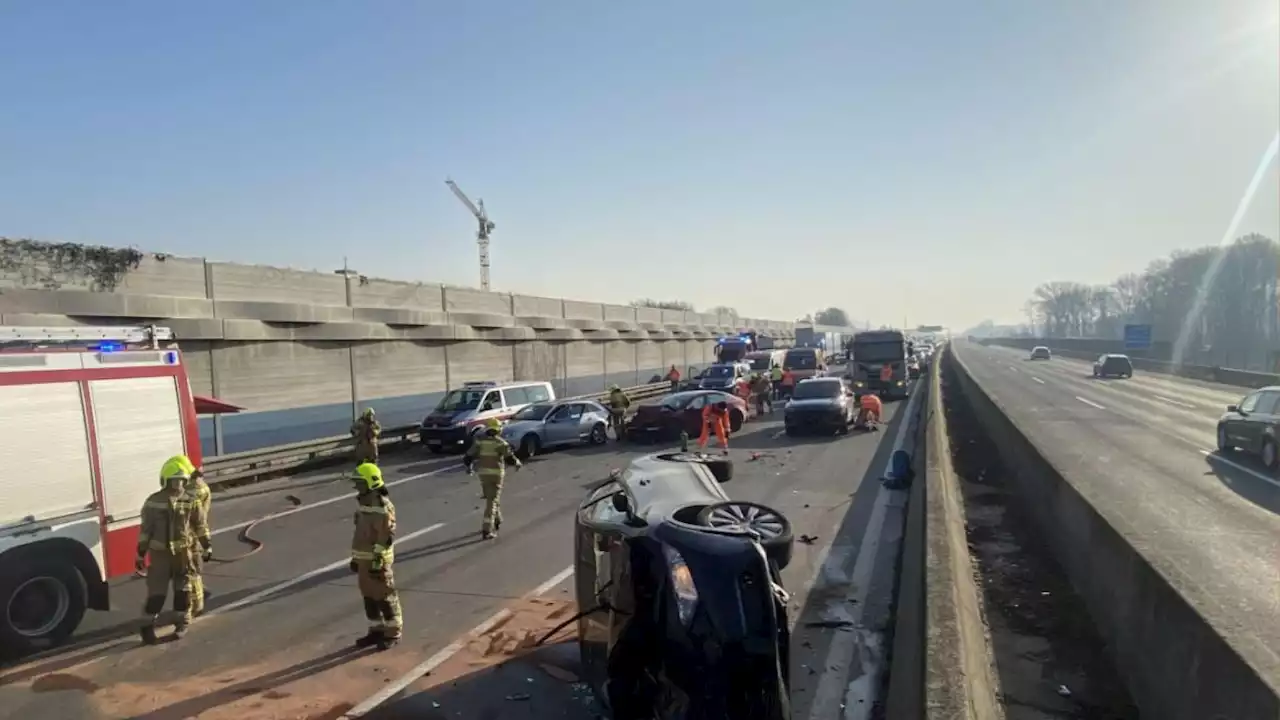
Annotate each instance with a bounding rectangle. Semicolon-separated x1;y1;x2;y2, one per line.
573;452;795;719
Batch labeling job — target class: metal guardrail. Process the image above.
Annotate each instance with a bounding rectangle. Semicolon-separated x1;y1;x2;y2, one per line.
202;380;673;487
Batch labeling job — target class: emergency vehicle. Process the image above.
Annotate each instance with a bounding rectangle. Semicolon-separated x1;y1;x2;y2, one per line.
0;325;240;654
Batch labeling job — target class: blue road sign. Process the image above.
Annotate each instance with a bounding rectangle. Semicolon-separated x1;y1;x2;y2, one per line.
1123;324;1152;350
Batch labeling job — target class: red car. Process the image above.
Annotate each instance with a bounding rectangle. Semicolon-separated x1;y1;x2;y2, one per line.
627;390;749;442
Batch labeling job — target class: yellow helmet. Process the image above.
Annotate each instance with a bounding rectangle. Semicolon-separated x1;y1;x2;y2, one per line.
485;417;503;432
351;462;385;492
160;455;194;486
362;407;376;418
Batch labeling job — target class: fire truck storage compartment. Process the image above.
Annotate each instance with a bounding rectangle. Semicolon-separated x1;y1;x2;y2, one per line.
91;376;187;538
0;382;96;527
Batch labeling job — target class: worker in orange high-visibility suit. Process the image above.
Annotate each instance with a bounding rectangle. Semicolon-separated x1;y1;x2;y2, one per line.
857;392;883;427
698;400;731;454
879;363;894;384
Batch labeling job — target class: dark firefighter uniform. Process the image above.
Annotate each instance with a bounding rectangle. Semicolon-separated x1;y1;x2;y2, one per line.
463;419;522;539
163;454;213;617
136;461;211;644
608;385;631;441
351;408;381;464
349;462;403;649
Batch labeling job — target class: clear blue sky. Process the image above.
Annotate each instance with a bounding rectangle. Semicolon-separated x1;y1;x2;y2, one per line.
2;0;1277;329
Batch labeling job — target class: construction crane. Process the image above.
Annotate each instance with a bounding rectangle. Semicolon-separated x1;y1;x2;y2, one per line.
445;178;496;291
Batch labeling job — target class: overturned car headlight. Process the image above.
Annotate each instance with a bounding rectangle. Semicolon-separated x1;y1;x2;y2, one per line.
662;544;699;626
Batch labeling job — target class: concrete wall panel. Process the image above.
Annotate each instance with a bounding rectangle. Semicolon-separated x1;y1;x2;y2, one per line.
661;309;685;325
180;340;216;399
351;280;444;311
564;300;603;321
602;303;636;323
210;263;347;306
604;340;637;389
514;340;566;395
636;341;663;383
214;340;352;412
443;287;512;315
661;340;686;372
635;307;662;325
447;341;514;385
565;341;605;396
353;340;448;401
512;294;563;318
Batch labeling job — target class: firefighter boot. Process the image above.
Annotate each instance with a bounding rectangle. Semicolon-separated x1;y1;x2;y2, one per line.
139;624;158;645
354;628;384;648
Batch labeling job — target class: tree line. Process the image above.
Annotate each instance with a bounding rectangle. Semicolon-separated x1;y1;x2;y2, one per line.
1026;233;1278;369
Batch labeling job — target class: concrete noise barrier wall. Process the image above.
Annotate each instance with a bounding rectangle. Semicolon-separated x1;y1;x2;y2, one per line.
0;244;800;457
945;348;1279;720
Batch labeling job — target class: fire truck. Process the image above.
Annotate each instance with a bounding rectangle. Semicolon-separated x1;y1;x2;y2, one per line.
0;325;240;654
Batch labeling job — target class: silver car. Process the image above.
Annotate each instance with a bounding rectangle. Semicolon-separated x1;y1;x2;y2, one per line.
500;400;611;458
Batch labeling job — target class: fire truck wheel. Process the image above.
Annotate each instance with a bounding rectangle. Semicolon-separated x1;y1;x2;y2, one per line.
0;554;88;654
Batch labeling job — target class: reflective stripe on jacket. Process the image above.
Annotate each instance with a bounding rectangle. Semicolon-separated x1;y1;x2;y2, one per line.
465;436;519;476
351;495;396;569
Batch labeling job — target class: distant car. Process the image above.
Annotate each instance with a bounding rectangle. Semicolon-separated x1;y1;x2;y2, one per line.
907;357;922;379
697;362;752;392
1030;346;1051;360
499;400;611;459
1093;354;1133;379
628;390;748;442
784;377;856;436
574;452;793;717
1217;386;1280;469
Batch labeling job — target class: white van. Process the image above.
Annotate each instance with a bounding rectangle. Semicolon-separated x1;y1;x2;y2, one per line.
744;350;786;374
419;380;556;452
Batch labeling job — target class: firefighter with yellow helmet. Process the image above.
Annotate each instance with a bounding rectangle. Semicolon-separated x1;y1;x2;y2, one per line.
463;418;521;539
163;454;213;617
136;459;212;644
348;462;403;649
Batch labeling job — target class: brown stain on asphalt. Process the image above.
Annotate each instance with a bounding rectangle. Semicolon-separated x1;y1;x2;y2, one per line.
31;673;100;694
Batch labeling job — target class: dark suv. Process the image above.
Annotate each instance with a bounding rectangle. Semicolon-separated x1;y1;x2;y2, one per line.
1217;386;1280;470
1093;354;1134;379
574;452;794;719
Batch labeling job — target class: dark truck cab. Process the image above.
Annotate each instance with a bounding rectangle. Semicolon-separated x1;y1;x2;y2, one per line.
846;330;910;400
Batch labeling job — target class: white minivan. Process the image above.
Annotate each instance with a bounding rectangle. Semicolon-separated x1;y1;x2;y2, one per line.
419;380;556;452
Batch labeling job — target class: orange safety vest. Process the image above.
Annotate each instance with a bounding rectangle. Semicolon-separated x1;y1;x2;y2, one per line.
781;371;795;387
880;364;893;382
667;368;681;381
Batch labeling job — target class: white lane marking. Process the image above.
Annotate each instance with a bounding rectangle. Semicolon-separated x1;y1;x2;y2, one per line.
1075;396;1106;410
213;466;455;537
807;386;924;720
1032;377;1045;385
212;523;447;616
33;521;449;675
341;563;577;718
1153;394;1196;410
1198;450;1280;489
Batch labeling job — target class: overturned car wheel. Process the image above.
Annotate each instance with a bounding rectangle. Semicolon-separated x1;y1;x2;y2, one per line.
697;501;794;569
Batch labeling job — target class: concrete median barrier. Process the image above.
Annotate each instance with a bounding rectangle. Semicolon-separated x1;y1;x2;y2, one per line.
946;347;1280;720
885;346;1002;719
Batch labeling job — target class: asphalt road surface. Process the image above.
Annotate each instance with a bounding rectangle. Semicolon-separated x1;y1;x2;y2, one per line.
0;381;922;720
955;341;1280;692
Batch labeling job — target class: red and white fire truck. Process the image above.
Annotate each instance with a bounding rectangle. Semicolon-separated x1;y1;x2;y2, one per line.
0;325;240;654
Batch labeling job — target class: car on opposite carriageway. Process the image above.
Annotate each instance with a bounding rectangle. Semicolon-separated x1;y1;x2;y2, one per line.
499;399;612;459
1216;386;1280;470
1093;354;1134;379
1030;346;1052;360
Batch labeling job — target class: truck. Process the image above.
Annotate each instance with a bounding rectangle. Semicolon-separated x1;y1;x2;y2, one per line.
847;329;910;400
0;325;241;654
794;326;847;359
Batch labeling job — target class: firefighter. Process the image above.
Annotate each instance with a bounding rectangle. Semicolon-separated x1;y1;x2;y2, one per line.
163;454;213;617
607;384;631;441
135;461;211;644
698;399;731;454
351;408;381;464
666;365;681;392
463;419;522;539
751;373;773;415
348;462;402;650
